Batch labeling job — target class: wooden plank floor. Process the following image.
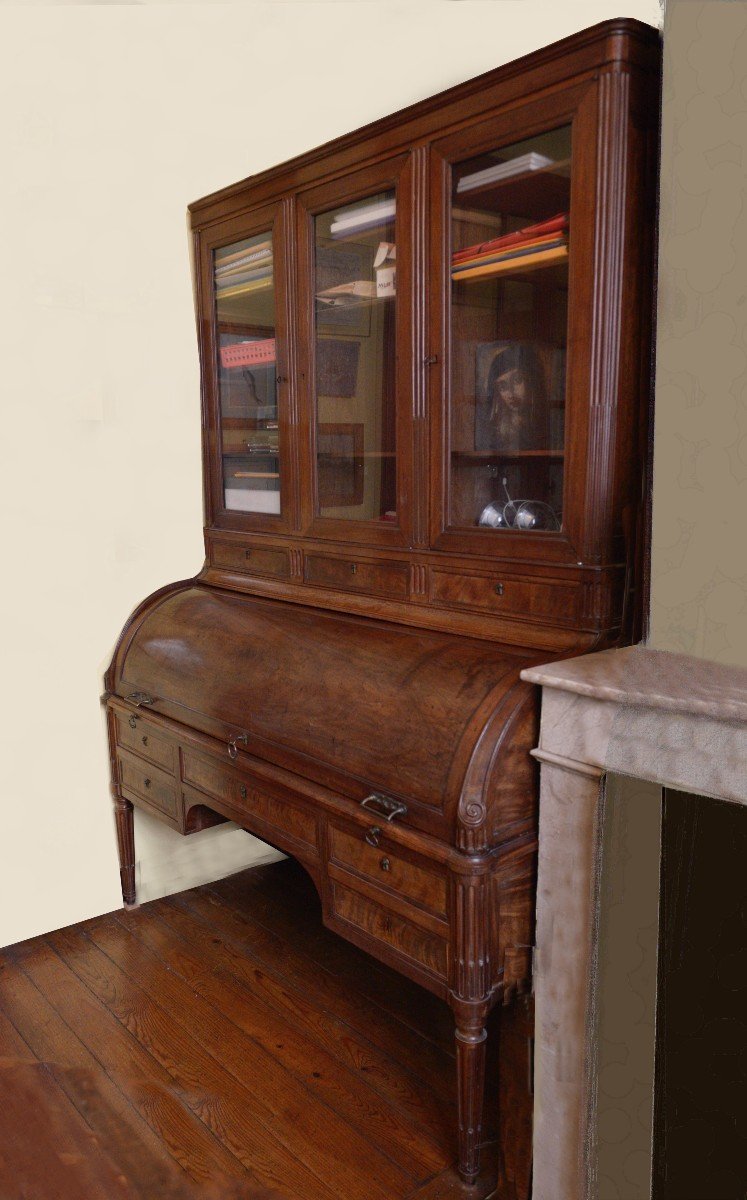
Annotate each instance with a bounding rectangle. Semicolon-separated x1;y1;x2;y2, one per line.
0;858;531;1200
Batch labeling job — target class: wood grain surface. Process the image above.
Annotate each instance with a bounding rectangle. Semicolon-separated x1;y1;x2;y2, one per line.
0;860;533;1200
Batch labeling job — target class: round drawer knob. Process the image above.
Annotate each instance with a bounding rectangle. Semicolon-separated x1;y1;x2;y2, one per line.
380;857;391;872
143;778;151;789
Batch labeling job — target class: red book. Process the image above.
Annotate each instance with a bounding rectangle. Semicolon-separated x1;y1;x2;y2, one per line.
452;213;569;264
220;338;276;369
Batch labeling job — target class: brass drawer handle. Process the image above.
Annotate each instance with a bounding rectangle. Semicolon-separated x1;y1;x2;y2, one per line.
227;732;248;760
361;793;407;822
365;826;381;848
129;691;155;707
380;857;391;872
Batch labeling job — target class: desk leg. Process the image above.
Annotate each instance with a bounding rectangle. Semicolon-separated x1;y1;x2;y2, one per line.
453;997;490;1184
113;795;136;905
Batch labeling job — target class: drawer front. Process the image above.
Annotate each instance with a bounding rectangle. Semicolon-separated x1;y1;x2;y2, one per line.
181;751;316;848
305;554;409;600
212;540;291;580
115;713;175;773
329;825;447;919
119;755;179;821
332;882;447;979
429;568;579;623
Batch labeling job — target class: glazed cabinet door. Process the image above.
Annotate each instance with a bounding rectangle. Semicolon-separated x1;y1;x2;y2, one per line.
428;81;617;565
296;155;415;547
198;200;297;533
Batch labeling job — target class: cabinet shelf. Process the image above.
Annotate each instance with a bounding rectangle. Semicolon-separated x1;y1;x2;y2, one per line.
454;158;571;219
318;451;396;460
230;471;280;479
452;449;564;461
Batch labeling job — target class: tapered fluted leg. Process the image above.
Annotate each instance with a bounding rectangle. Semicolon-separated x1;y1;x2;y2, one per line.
113;795;136;905
454;1003;489;1184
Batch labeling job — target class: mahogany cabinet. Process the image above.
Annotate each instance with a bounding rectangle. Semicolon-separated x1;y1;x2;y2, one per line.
105;20;661;1190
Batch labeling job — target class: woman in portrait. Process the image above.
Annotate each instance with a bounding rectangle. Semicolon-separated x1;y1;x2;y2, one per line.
480;341;547;451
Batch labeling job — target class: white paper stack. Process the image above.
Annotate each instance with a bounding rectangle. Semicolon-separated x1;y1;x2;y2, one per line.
224;489;281;514
456;152;554;193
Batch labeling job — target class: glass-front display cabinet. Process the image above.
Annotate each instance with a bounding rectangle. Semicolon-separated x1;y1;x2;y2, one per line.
446;126;571;537
194;21;659;647
296;157;413;547
201;204;293;533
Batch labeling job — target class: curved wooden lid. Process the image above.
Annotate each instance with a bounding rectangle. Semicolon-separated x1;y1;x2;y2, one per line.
112;584;535;819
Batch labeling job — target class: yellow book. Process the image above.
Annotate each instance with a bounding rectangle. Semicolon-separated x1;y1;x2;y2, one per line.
216;276;274;300
451;244;568;282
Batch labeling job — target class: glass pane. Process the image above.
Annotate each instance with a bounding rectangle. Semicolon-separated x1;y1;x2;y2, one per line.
214;232;280;515
313;191;397;523
449;126;570;533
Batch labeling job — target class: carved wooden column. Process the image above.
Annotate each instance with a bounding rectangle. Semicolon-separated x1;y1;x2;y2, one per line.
113;796;136;905
450;868;491;1185
106;706;136;905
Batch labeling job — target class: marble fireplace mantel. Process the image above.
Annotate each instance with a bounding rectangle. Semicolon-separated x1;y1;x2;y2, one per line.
520;645;747;1200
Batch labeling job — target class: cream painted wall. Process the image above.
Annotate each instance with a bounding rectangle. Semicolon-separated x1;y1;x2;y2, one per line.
0;1;661;949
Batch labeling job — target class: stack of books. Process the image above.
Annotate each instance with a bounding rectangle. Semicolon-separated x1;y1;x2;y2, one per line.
215;240;273;300
456;151;554;194
329;199;396;238
451;213;569;282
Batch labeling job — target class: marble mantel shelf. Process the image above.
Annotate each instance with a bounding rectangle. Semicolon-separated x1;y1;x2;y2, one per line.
519;644;747;1200
523;643;747;723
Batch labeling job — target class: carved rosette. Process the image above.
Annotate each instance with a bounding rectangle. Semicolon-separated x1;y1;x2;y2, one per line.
457;791;488;854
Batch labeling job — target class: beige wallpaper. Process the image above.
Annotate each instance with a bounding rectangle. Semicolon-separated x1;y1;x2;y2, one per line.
649;0;747;666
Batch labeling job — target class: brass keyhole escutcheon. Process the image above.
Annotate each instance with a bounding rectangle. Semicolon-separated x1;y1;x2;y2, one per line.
142;736;148;746
143;778;151;789
350;562;357;574
494;583;504;596
128;715;137;730
239;784;247;800
380;857;391;872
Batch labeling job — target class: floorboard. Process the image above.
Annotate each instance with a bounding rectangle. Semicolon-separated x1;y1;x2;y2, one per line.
0;858;522;1200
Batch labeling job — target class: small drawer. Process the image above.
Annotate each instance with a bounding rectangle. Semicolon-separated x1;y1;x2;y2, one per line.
119;755;179;822
212;541;290;580
181;751;317;848
305;554;409;600
332;882;447;979
329;825;447;919
429;568;580;623
115;713;174;773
